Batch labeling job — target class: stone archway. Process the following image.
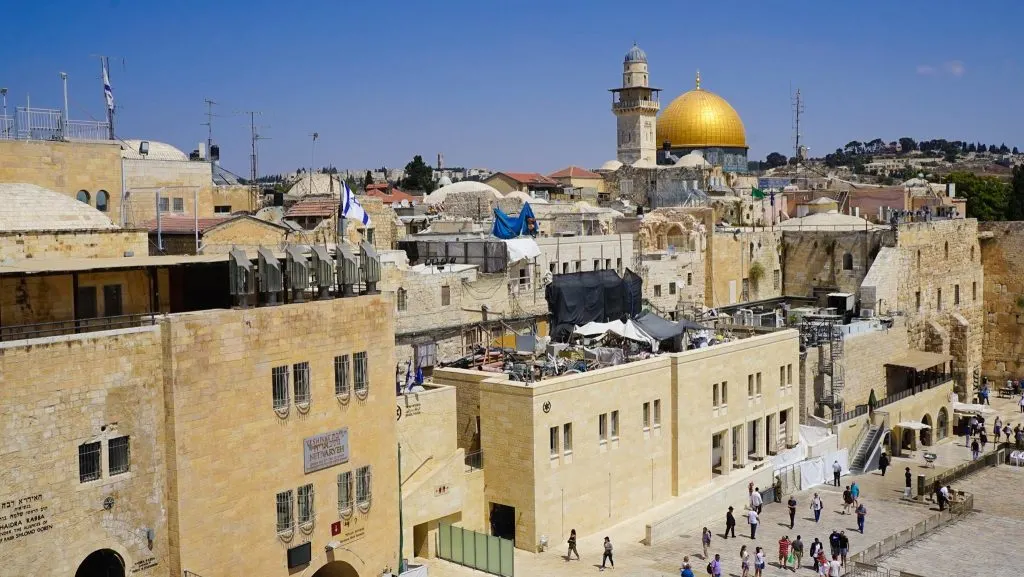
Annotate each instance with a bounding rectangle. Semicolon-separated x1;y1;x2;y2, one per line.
900;428;916;452
936;408;949;440
75;549;125;577
311;560;361;577
920;414;933;446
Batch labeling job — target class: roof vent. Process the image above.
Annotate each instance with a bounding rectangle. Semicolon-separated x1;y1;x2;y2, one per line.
257;247;283;305
310;245;334;300
285;245;310;303
228;248;253;308
336;244;359;297
360;241;381;295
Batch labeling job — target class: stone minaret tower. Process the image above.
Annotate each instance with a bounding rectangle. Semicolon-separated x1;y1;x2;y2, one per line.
611;43;661;164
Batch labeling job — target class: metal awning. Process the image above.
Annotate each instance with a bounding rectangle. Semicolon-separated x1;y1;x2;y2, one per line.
885;350;953;371
896;421;931;431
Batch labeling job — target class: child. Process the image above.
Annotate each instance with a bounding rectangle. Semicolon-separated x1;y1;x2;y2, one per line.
740;545;750;577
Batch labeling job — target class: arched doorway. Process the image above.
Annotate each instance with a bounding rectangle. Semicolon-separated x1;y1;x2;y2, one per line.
901;428;915;452
936;408;949;440
311;560;360;577
920;414;933;446
75;549;125;577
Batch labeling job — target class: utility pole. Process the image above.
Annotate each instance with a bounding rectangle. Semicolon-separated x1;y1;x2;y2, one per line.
0;88;7;138
60;72;69;136
792;87;804;168
239;110;267;211
202;98;218;157
309;132;319;195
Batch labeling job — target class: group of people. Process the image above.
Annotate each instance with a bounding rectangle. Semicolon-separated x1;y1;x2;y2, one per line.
965;414;1024;456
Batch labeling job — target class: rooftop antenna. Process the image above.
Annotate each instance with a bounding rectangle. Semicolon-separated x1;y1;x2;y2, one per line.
238;110;266;211
309;132;319;195
202;98;220;156
792;86;804;169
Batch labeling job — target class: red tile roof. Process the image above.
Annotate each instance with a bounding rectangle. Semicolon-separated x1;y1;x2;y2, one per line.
285;198;338;218
366;187;417;205
549;166;603;180
142;215;232;234
497;172;559;186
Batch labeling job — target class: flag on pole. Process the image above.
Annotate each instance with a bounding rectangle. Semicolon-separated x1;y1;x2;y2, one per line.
342;182;371;226
751;186;766;200
102;61;114;112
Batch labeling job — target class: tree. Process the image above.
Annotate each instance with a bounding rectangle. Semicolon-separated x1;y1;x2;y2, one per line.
344;174;359;191
364;170;374;188
1000;143;1010;154
988;144;999;153
400;155;435;192
1007;165;1024;221
765;152;788;169
898;137;917;154
1014;146;1020;155
844;140;862;154
943;171;1009;221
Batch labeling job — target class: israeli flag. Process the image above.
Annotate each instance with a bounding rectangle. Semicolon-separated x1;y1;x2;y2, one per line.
102;62;114;112
342;182;370;226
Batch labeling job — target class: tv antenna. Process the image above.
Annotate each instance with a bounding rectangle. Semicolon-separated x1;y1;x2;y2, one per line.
201;98;223;156
792;86;804;166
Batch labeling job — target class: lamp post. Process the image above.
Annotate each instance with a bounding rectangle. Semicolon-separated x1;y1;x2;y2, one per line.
1;88;7;138
60;72;68;136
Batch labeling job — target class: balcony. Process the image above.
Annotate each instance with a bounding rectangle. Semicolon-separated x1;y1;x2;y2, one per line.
0;313;157;342
612;99;660;112
0;107;111;142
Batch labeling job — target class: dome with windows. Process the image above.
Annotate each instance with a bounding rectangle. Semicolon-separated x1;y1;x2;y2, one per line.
624;43;647;63
0;183;117;231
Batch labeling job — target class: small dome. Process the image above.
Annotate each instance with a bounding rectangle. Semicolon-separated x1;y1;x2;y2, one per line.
424;181;504;205
674;151;711;168
0;183;117;231
625;43;647;63
121;139;188;161
285;173;343;197
632;158;657;168
437;175;453;187
599;160;623;171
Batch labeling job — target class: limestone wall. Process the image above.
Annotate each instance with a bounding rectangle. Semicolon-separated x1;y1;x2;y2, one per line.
839;319;909;408
201;218;291;255
0;229;148;259
123;185;255;229
709;229;782;307
859;247;900;315
978;222;1024;379
642;251;706;313
0;269;154;331
0;139;123;220
782;230;892;299
0;327;169;577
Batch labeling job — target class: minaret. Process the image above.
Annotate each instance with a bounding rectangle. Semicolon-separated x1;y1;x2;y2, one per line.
610;43;661;164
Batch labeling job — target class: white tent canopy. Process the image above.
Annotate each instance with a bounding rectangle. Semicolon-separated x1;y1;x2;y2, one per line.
951;402;995;415
896;421;931;431
504;238;541;263
572;319;655;346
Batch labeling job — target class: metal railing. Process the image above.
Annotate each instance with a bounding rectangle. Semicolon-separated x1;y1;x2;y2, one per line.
464;450;483;472
5;106;110;142
836;404;868;424
0;115;13;139
919;445;1007;496
837;377;952;423
0;313;157;342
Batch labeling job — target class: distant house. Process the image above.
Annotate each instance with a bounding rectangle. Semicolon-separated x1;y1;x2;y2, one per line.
549;165;606;193
143;214;291;255
483;172;562;198
365;184;419;207
284;197;338;230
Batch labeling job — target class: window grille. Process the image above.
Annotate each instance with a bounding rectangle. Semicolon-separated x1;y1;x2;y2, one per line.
441;285;451;306
354;352;369;396
297;483;315;526
293;362;311;405
414;343;436;369
158;197;169;212
334;355;350;397
669;282;676;295
272;366;289;410
276;490;294;534
172;197;184;212
338;471;353;516
78;441;101;483
397;288;407;311
356;466;372;510
108;436;130;476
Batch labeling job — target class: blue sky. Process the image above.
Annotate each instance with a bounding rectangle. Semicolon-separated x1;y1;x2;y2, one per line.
1;0;1021;175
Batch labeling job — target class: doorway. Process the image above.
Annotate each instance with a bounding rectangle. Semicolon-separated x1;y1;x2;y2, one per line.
489;503;516;544
310;560;360;577
75;549;125;577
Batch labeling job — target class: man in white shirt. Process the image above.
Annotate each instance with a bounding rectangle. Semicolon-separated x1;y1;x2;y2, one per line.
832;460;842;486
828;555;842;577
747;509;759;539
750;488;763;514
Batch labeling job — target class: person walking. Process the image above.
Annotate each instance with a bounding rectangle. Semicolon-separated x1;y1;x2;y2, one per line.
971;438;980;460
850;481;860;506
816;550;829;577
828;530;841;559
787;495;798;529
994;416;1002;441
810;493;823;523
980;430;988;453
710;553;722;577
792;535;804;570
567;529;580;560
828;554;842;577
838;531;850;567
878;452;890;476
725;506;737;539
600;536;613;570
809;538;823;572
750;487;763;514
969;416;979;443
778;535;791;570
1004;424;1012;443
904;467;913;498
939;484;950;511
740;546;750;577
856;503;867;534
702;527;712;560
747;508;759;539
1019;393;1024;413
842;486;853;515
754;546;766;577
832;460;841;486
681;558;695;577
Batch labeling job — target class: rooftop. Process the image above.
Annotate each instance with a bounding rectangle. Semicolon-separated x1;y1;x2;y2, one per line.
549;166;602;180
0;183;117;232
141;215;232;234
494;172;559;186
285;197;337;218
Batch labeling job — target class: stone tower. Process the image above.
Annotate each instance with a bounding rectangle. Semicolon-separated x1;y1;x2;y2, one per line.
611;43;661;164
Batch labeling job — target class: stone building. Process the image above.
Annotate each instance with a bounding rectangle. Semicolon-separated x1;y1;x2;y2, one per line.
978;222;1024;380
709;228;783;307
142;214;293;255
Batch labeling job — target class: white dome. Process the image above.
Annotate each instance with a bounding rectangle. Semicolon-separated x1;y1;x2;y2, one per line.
599;160;623;171
674;151;711;168
121;140;189;161
504;190;533;203
424;181;504;205
0;183;117;231
632;158;657;168
286;173;343;197
438;175;453;187
778;210;876;231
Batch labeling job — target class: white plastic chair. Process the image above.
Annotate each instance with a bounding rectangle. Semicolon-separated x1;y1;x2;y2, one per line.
1010;451;1024;467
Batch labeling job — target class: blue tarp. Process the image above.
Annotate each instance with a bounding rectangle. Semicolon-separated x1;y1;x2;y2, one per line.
492;203;537;239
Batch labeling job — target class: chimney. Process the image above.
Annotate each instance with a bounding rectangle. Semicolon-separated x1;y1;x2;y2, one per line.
198;142;206;160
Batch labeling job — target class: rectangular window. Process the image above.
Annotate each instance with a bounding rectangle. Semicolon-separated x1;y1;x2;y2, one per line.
78;441;102;483
356;465;372;507
563;423;573;453
610;410;619;438
669;282;677;295
76;286;98;319
172;197;184;212
973;282;977;301
687;272;693;286
365;228;375;245
337;471;353;514
653;399;661;426
415;342;437;369
518;267;528;286
354;352;369;395
108;436;130;476
756;372;762;395
915;291;921;311
773;269;781;290
605;258;612;269
575;261;582;272
272;365;289;409
616;258;622;270
549;262;556;274
742;278;750;301
102;285;123;317
334;355;350;396
158;197;169;212
593;259;600;271
787;364;793;386
297;483;315;525
562;262;569;274
713;383;720;407
293;362;311;405
599;413;608;441
397;289;407;311
722;381;728;404
780;366;786;389
214;205;231;213
954;284;960;305
937;288;942;311
441;285;451;306
642;402;651;428
748;374;754;398
276;490;294;534
654;285;662;297
549;426;559;456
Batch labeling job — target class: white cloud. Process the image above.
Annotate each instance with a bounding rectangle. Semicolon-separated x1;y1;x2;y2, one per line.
944;60;966;77
916;65;936;76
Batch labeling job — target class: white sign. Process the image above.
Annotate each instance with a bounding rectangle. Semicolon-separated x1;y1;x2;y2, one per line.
304;428;349;473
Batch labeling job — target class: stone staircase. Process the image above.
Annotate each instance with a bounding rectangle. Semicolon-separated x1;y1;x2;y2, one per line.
851;424;884;473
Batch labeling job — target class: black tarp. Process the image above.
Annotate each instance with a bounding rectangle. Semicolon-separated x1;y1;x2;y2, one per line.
546;269;641;342
622;268;643;315
634;311;686;341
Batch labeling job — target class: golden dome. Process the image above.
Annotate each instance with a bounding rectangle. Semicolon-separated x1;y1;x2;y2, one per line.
656;72;747;149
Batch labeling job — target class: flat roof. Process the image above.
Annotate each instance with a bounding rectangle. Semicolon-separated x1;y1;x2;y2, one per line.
886;350;952;371
0;250;288;276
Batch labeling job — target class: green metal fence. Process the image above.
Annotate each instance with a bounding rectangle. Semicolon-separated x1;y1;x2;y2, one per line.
437;523;514;577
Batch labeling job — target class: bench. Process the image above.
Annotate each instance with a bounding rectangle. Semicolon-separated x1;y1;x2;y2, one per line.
998;387;1014;399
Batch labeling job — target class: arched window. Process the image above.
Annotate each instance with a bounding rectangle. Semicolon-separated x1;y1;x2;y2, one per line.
96;190;109;212
944;241;949;260
396;288;407;312
842;253;853;271
76;190;90;204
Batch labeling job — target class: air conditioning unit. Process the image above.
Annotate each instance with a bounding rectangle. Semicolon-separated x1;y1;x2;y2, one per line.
228;248;253;308
285;245;310;303
757;311;782;328
360;241;381;295
310;245;334;300
257;246;283;305
736;308;754;326
860;309;875;318
336;244;359;297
